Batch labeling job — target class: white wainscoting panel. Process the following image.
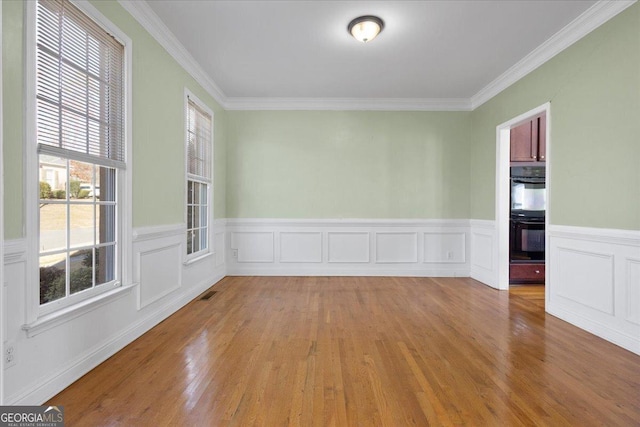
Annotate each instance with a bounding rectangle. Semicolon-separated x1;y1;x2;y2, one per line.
133;224;184;310
547;225;640;355
470;220;496;288
424;232;466;263
137;244;182;310
375;232;417;263
215;231;225;267
555;248;614;315
231;232;275;263
280;232;322;263
4;239;27;346
328;232;370;264
625;258;640;325
225;219;471;277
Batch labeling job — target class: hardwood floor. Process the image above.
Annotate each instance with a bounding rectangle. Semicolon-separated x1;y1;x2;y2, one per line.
48;277;640;426
509;284;545;309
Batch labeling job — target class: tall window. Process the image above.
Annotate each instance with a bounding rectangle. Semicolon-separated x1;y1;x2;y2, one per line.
36;0;125;307
186;96;212;256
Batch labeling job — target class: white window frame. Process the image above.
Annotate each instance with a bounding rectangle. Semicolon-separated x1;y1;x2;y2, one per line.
24;0;133;325
184;88;214;264
0;1;5;403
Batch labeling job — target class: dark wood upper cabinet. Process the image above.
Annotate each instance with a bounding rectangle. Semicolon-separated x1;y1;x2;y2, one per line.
510;120;534;162
538;115;546;161
510;114;546;163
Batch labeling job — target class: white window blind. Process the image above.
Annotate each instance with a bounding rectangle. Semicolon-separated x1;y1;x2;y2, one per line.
187;98;212;180
36;0;125;169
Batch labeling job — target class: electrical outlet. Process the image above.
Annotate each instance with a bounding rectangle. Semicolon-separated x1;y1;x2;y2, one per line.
4;341;17;369
232;249;238;258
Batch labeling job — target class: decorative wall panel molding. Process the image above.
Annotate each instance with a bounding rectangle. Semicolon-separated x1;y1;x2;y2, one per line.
625;258;640;326
226;219;470;276
280;232;323;263
555;248;614;315
215;231;226;267
375;232;418;263
230;232;275;263
132;223;184;242
470;220;496;288
424;232;466;264
137;244;182;310
548;225;640;355
327;232;370;264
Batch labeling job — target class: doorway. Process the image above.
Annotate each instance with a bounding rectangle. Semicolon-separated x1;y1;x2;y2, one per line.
495;103;550;297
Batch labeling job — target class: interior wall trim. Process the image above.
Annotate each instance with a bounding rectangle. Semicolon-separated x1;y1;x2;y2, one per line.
547;224;640;355
117;0;635;111
226;218;470;228
226;218;472;277
4;239;27;265
222;97;472;112
547;224;640;246
470;0;636;109
132;223;185;242
116;0;227;105
470;219;497;288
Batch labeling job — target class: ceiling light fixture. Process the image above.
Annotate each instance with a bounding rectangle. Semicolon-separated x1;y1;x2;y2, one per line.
348;15;384;43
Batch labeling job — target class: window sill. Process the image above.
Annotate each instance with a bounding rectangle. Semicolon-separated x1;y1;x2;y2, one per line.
22;283;137;338
183;251;215;266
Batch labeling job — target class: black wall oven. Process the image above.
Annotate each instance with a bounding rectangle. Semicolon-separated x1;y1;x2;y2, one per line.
510;218;545;261
510;166;546;263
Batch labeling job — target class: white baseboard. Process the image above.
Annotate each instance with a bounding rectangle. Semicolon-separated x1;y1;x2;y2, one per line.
547;303;640;355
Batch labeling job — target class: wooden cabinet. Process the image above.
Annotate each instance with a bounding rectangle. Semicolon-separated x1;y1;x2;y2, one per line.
537;115;546;161
510;114;546;162
510;263;545;284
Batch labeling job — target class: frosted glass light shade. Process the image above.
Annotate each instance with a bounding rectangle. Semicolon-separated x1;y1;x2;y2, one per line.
348;16;384;43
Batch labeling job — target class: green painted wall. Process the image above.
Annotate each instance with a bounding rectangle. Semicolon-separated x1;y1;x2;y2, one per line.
2;0;226;239
226;111;471;218
4;1;638;236
3;0;25;238
470;3;640;230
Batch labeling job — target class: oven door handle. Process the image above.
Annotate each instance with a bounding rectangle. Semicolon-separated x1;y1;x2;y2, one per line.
511;178;545;184
513;220;545;226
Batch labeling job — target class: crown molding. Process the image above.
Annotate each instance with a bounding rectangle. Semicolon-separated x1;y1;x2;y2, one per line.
470;0;637;110
223;97;472;111
116;0;228;108
118;0;635;112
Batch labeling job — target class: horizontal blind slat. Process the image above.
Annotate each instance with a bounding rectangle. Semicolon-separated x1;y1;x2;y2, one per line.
36;0;125;165
38;143;125;169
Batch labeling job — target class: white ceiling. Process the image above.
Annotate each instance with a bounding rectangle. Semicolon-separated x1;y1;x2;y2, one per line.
143;0;600;106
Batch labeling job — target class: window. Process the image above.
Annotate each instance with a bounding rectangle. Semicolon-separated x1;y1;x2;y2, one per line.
185;95;212;257
35;0;125;309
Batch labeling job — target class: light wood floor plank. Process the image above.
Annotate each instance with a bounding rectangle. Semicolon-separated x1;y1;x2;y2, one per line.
48;276;640;426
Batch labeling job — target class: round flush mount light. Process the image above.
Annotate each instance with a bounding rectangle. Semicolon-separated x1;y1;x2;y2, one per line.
348;15;384;43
